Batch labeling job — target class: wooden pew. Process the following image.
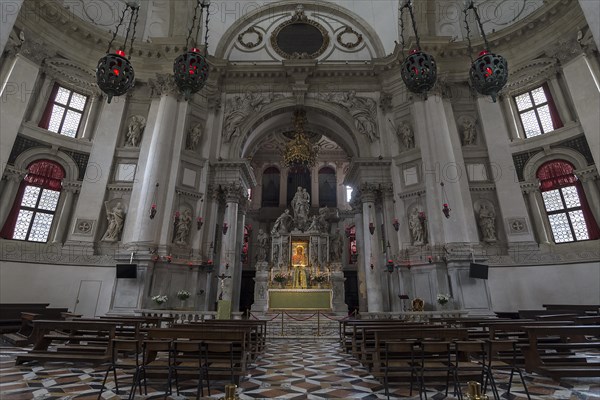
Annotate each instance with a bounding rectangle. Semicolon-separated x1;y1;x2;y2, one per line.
2;308;70;345
543;304;600;315
15;320;116;365
521;325;600;379
0;303;51;333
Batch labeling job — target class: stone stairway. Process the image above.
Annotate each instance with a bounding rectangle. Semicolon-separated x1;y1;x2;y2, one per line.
251;311;347;339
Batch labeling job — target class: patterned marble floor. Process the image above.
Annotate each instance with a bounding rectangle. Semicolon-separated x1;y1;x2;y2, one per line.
1;340;599;399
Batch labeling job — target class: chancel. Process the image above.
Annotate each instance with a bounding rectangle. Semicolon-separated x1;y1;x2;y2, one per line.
0;0;599;398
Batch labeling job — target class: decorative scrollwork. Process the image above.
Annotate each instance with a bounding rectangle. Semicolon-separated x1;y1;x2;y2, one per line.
237;26;263;49
336;26;363;49
270;5;330;60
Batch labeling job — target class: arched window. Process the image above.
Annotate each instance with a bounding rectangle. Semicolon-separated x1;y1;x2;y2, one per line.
261;167;280;207
537;160;599;243
1;160;65;242
318;166;337;207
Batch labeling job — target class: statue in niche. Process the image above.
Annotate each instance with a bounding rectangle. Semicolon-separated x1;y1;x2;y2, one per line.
256;228;269;262
174;209;192;246
101;202;125;242
398;121;415;150
329;229;343;262
408;207;425;245
291;187;310;230
186;123;203;151
461;117;477;146
125;115;146;147
477;203;497;243
338;91;379;143
271;209;294;235
223;92;267;143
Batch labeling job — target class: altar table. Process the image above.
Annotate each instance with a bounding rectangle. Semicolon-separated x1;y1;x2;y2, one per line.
268;289;332;311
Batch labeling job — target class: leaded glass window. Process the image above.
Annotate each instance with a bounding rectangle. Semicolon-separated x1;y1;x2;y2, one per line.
44;85;87;138
12;186;61;242
514;85;558;138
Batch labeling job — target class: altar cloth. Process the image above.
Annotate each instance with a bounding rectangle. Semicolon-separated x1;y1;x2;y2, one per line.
268;289;332;310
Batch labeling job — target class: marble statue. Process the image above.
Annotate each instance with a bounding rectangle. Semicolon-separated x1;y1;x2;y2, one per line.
409;207;425;245
291;186;310;230
461;117;477;146
186;123;203;151
223;93;267;143
322;91;379;142
306;215;320;232
174;209;192;246
398;121;415;150
271;209;294;235
478;203;497;242
101;202;125;242
125;115;146;147
329;229;343;262
256;228;269;262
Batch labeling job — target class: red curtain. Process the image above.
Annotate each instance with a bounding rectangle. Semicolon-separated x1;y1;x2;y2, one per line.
0;181;27;239
575;182;600;240
542;83;563;130
0;160;65;239
38;83;59;130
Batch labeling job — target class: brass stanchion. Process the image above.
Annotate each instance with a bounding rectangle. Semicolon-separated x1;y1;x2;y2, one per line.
317;311;321;336
281;312;284;336
466;381;488;400
222;383;239;400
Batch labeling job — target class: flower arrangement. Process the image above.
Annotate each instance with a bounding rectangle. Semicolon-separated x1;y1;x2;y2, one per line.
152;294;168;305
273;273;288;283
311;274;328;284
436;293;451;305
177;290;191;300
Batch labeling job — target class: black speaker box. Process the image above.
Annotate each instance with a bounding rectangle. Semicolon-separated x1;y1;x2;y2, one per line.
116;264;137;279
469;263;489;279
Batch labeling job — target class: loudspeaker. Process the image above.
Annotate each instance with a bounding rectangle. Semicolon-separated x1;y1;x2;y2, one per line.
469;263;488;279
116;264;137;279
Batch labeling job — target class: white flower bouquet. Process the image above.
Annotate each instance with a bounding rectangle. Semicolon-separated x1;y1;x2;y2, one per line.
152;294;168;305
177;290;191;300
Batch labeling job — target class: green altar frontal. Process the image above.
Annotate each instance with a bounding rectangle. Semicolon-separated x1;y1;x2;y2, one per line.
268;289;332;310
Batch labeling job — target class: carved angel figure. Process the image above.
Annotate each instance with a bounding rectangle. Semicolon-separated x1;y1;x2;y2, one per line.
186;123;203;151
101;202;125;242
125;115;146;147
338;91;379;143
223;93;266;142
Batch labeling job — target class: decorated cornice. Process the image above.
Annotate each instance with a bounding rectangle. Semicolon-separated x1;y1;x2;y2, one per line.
468;184;497;192
503;58;558;94
175;187;203;200
519;181;539;194
63;180;82;193
148;74;180;98
2;165;26;182
106;184;133;192
575;166;599;183
45;58;100;96
210;160;258;188
397;189;426;200
222;182;248;204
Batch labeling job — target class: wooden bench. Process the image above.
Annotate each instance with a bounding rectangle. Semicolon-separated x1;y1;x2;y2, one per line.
543;304;600;315
185;319;266;359
15;320;116;365
521;325;600;379
0;303;51;333
2;308;70;345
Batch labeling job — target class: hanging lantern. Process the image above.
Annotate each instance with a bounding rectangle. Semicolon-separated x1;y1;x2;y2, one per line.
464;1;509;102
197;217;204;230
392;218;400;232
173;1;211;99
386;259;395;273
442;203;451;218
401;49;437;95
369;222;375;235
469;50;508;103
96;4;140;103
398;1;437;96
222;222;229;235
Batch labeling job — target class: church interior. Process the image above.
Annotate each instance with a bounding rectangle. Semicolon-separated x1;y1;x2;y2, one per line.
0;0;599;398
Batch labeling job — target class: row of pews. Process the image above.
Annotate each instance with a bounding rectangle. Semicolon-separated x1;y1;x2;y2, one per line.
4;311;267;395
339;305;599;395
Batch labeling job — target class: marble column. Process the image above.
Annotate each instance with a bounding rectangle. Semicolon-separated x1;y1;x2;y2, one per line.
217;183;247;303
477;96;537;243
231;202;247;311
360;184;383;313
66;98;126;246
122;75;181;247
353;207;368;313
0;168;24;226
381;184;401;311
0;0;23;56
524;188;551;245
413;95;479;245
561;53;600;166
579;0;600;50
0;53;40;176
52;185;78;244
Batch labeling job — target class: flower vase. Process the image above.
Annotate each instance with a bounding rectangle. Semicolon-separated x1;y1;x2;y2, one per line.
438;302;448;311
179;299;186;310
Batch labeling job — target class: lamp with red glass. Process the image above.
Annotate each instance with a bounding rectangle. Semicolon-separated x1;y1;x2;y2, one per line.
96;2;140;103
197;217;203;230
369;222;375;235
464;0;508;102
386;259;395;273
392;218;400;232
222;222;229;235
173;0;211;100
398;0;437;95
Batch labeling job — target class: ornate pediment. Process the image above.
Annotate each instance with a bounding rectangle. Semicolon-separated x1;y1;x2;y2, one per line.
45;58;99;96
503;58;558;93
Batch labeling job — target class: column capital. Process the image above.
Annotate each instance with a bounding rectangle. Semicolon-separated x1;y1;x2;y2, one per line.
576;166;600;183
223;182;248;204
149;74;181;99
358;182;379;203
519;181;539;195
17;38;54;66
3;166;26;183
63;181;82;194
547;37;585;66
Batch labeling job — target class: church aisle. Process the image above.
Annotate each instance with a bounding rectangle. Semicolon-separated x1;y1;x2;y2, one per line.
1;342;598;399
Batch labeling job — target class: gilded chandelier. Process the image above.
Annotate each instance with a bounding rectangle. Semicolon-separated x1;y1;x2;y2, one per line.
282;110;319;169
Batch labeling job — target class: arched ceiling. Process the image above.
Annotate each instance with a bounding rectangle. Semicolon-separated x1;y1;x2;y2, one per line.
58;0;546;57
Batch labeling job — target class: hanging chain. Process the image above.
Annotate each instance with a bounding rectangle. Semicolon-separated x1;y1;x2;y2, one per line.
128;6;139;58
106;6;127;53
186;0;201;49
463;4;474;62
399;1;406;60
471;4;490;51
406;0;421;51
122;5;136;51
203;2;211;56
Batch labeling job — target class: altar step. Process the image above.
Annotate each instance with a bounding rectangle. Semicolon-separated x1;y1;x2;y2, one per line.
255;311;346;339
